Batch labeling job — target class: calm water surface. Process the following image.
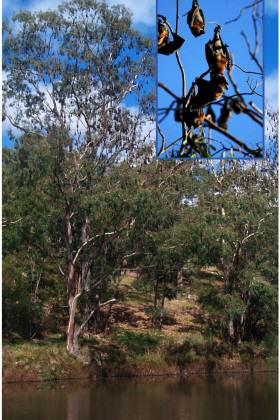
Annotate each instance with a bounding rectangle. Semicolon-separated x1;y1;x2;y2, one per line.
3;374;278;420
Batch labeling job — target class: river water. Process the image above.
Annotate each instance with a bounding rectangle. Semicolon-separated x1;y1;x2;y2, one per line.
3;374;278;420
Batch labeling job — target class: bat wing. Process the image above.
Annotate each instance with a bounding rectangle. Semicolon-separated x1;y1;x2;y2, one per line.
205;41;215;67
225;48;233;71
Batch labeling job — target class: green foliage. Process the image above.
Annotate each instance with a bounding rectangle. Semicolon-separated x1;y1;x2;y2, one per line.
113;330;162;355
2;0;277;360
199;286;226;312
198;273;278;344
224;294;246;321
165;332;207;366
260;333;278;355
245;279;278;341
3;255;43;339
2;127;278;352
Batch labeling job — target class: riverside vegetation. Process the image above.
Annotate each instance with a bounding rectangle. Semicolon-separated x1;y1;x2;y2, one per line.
3;147;278;382
2;0;278;382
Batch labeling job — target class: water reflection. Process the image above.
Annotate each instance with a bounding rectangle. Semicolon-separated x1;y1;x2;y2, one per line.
3;374;278;420
67;389;90;420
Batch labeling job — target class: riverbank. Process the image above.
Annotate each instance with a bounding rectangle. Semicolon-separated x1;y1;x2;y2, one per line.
3;339;277;384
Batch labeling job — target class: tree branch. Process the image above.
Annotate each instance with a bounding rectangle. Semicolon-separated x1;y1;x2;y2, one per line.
73;231;118;265
76;298;117;336
241;31;263;73
224;0;263;25
204;116;262;156
158;82;181;101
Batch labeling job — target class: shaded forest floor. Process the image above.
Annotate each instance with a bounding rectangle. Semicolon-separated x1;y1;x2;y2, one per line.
3;271;277;383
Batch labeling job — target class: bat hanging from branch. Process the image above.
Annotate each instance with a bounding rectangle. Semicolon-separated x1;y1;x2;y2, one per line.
231;97;245;114
186;0;205;37
218;97;245;129
189;74;229;109
158;18;169;49
218;99;232;130
158;16;185;55
175;100;205;129
205;25;232;75
205;105;216;123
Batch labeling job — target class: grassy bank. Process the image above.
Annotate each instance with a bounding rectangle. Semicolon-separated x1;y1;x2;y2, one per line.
3;340;277;384
3;332;277;383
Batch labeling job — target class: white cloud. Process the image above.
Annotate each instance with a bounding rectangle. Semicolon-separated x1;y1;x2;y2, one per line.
265;71;278;110
4;0;155;26
265;0;278;15
107;0;155;25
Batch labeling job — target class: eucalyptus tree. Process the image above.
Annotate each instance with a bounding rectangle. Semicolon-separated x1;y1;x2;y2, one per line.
3;0;155;355
197;156;278;344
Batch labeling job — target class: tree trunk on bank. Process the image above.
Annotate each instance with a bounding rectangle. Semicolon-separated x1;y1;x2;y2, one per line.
66;294;80;356
65;213;117;355
67;322;80;356
176;269;183;298
228;317;235;341
65;210;82;356
228;314;244;345
66;271;82;355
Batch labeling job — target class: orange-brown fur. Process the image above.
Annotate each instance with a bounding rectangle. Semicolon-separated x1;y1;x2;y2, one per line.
158;26;168;48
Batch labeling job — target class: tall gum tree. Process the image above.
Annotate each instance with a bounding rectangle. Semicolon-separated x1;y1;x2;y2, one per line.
3;0;155;355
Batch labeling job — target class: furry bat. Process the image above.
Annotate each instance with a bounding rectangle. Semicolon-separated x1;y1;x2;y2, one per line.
205;25;232;75
158;17;185;55
187;0;205;37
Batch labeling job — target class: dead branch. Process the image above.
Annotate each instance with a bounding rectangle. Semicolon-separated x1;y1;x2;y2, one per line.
204;116;262;156
227;66;263;126
241;31;263;73
2;217;23;228
233;63;262;75
224;0;263;25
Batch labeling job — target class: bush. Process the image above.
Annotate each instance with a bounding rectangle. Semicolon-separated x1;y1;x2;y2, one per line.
245;280;278;341
165;332;208;366
261;333;278;353
3;255;43;339
113;330;162;355
144;307;177;329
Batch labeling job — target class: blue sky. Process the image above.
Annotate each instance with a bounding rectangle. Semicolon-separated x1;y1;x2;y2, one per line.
157;0;278;159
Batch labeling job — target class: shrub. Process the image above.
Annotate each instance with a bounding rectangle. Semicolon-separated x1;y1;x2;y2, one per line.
113;330;162;355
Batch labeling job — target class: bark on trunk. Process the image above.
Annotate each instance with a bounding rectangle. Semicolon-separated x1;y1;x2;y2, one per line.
65;214;90;355
67;323;80;356
153;279;159;309
176;269;183;298
228;317;235;341
67;290;81;355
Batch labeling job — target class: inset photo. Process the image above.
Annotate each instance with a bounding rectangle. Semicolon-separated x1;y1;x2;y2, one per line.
157;0;264;159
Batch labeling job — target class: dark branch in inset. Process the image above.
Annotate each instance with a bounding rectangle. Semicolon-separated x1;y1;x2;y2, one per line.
224;0;263;25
